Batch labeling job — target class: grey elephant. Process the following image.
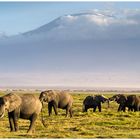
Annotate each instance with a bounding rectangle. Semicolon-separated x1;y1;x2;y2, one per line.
126;95;140;111
39;90;73;117
83;95;109;112
0;93;42;133
109;94;140;112
109;94;127;112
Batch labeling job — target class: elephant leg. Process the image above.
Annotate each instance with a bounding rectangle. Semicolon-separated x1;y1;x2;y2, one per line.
118;105;122;112
13;116;19;131
8;112;15;132
128;106;133;111
98;104;101;112
28;113;37;133
13;111;19;131
134;106;139;112
66;107;69;117
66;105;72;117
134;108;137;112
69;108;73;118
48;103;53;116
122;107;126;112
93;106;96;112
132;107;134;111
53;104;58;115
128;107;131;111
137;106;139;111
84;105;88;112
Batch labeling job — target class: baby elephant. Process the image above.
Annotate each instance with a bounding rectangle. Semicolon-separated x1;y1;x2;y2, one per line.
0;93;42;133
83;95;109;112
39;90;73;117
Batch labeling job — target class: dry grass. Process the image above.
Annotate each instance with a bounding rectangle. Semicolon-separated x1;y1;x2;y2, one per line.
0;91;140;138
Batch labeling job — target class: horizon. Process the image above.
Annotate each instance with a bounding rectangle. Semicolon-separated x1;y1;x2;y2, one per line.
1;85;140;93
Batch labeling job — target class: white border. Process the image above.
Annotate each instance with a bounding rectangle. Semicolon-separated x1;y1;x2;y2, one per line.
0;0;140;2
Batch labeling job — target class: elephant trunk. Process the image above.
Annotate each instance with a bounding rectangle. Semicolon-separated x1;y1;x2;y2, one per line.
39;96;43;103
107;99;110;108
40;102;48;128
108;97;114;101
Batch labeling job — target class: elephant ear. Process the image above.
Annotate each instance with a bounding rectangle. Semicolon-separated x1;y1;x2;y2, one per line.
94;95;101;103
4;93;22;112
117;95;127;104
98;95;104;103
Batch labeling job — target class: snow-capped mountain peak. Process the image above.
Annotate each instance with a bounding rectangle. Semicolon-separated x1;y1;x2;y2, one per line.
21;9;140;41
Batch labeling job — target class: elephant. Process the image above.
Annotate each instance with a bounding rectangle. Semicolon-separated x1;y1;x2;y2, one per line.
82;95;109;112
126;95;140;111
109;94;127;112
39;90;73;117
0;93;42;133
109;94;140;112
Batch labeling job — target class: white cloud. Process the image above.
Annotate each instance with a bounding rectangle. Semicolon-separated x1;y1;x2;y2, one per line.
38;9;140;40
84;14;110;26
7;9;140;41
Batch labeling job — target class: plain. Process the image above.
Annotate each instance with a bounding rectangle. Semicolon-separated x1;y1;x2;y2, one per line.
0;91;140;138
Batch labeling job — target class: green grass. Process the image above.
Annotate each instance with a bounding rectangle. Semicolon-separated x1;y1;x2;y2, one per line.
0;91;140;138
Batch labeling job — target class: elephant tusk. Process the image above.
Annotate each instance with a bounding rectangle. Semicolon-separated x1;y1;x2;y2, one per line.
0;112;4;119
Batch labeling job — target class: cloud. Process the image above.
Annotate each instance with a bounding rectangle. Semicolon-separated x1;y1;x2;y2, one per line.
3;9;139;41
26;9;138;41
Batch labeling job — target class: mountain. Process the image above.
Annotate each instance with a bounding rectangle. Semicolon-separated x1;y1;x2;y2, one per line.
21;10;140;40
0;10;140;88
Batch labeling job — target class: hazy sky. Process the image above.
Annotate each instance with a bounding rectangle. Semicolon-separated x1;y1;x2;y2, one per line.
0;2;140;89
0;2;140;35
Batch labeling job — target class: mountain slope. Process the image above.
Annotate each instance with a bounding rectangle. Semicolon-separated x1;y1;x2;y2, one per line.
20;10;140;40
0;10;140;87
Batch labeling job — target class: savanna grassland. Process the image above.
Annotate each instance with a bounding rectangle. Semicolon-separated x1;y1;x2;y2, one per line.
0;91;140;138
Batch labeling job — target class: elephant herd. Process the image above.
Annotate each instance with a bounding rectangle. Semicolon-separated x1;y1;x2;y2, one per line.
0;90;140;134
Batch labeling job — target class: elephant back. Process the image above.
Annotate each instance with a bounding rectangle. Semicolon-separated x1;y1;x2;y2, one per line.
20;94;42;115
56;91;73;107
127;95;140;106
83;96;95;105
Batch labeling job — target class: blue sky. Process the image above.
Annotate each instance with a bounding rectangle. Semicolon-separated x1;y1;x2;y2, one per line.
1;2;140;35
0;2;140;89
